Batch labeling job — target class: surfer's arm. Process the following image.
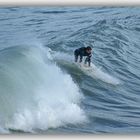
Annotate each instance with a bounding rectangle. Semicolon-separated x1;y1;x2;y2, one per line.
79;55;83;63
88;54;92;66
85;54;92;66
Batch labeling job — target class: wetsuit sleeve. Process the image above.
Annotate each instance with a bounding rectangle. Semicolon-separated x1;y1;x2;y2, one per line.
79;55;83;63
88;53;92;66
85;53;92;66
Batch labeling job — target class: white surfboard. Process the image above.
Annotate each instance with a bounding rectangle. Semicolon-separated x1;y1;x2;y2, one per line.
53;53;120;85
73;62;120;85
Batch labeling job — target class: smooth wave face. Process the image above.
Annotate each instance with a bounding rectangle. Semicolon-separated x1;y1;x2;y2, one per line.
0;7;140;134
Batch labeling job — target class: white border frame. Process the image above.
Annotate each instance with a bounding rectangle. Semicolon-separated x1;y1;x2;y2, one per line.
0;1;140;140
0;0;140;5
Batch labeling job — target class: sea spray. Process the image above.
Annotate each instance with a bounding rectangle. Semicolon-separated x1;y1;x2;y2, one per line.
0;45;87;133
50;51;120;85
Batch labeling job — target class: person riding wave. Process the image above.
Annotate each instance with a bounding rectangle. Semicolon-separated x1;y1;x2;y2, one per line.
74;46;92;67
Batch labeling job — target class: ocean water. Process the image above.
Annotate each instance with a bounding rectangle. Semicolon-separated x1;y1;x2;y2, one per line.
0;6;140;134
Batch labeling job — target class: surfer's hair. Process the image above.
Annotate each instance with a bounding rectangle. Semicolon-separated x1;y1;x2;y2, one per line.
86;46;92;50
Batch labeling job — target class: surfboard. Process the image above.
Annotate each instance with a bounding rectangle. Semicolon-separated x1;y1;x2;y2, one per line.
72;62;120;85
56;59;120;85
73;62;95;72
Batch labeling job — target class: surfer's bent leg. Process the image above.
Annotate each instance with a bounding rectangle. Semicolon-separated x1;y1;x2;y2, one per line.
74;50;78;62
79;55;83;63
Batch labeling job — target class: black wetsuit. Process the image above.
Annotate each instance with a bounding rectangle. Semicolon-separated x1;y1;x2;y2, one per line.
74;47;92;66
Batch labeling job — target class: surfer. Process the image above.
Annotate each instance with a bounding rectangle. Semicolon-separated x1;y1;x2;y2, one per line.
74;46;92;67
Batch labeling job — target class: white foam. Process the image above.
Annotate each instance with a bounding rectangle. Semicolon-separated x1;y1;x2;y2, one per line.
51;51;120;85
0;45;87;133
81;63;120;85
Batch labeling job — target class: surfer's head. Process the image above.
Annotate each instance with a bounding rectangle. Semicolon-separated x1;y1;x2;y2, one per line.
86;46;92;53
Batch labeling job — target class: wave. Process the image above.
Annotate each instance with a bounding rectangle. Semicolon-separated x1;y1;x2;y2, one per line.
51;51;120;85
0;44;87;133
89;63;120;85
